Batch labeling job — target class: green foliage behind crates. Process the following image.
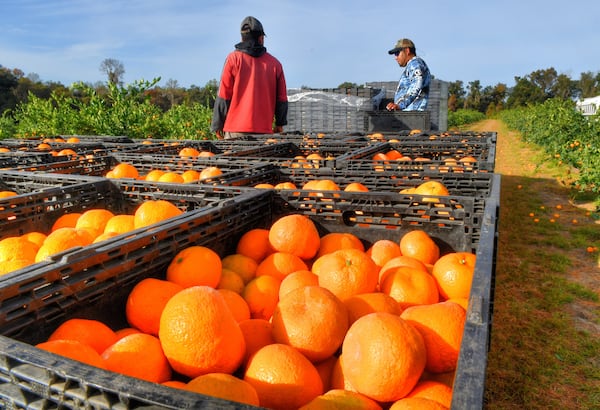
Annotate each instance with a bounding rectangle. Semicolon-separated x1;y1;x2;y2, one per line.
0;78;215;141
448;109;486;128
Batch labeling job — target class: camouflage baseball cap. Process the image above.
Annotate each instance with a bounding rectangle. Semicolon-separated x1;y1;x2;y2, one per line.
388;38;415;54
240;16;265;36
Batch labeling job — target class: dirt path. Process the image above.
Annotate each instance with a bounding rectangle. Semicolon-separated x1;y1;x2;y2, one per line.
473;119;599;327
466;119;599;408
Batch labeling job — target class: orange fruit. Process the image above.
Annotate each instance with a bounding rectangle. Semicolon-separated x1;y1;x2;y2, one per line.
217;268;245;294
103;214;135;235
238;318;275;365
256;251;308;282
56;148;77;157
179;147;201;157
278;270;319;299
344;182;370;192
344;292;401;325
36;339;106;369
269;214;321;260
47;318;119;354
413;181;449;197
133;200;183;229
185;373;259;406
159;286;246;378
400;301;466;373
244;343;323;410
221;253;258;284
181;169;201;182
314;355;337;392
51;213;81;232
92;231;120;243
242;275;281;320
312;248;379;301
108;163;139;179
166;245;222;288
158;172;185;183
102;333;172;383
21;231;47;248
75;209;115;239
0;236;39;263
37;143;52;150
0;259;34;275
66;137;80;143
35;227;94;263
236;228;273;263
399;230;440;265
162;380;187;389
199;166;223;179
254;183;274;189
366;239;402;270
447;297;468;310
299;389;383;410
114;327;141;340
217;288;251;323
330;355;358;392
379;266;440;309
431;252;477;300
271;286;349;363
198;151;216;158
144;169;166;181
125;278;183;335
378;255;430;284
0;190;17;198
405;380;452;408
389;397;449;410
274;181;297;189
303;179;341;192
315;232;364;258
386;149;404;160
340;312;426;402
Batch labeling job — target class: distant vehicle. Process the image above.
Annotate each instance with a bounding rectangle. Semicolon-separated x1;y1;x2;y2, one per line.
576;96;600;116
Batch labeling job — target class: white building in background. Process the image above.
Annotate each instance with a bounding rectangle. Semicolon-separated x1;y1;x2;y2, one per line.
576;96;600;116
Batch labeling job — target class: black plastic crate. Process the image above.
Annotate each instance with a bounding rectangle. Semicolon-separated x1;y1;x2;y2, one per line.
0;190;271;410
0;183;498;409
118;140;222;155
365;130;497;145
0;151;64;169
8;154;275;187
0;170;263;241
253;166;497;200
0;191;271;410
336;141;496;172
365;111;431;132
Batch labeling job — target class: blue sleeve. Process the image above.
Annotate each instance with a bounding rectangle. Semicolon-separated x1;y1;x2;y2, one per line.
396;60;427;110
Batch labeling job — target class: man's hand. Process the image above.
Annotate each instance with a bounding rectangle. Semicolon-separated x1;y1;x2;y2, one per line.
273;125;284;134
215;130;224;140
386;102;399;111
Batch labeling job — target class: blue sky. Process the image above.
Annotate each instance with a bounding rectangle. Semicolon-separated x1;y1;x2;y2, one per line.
2;0;599;91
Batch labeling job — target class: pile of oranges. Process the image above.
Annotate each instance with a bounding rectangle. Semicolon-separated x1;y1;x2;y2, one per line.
0;201;182;276
36;213;476;409
105;162;223;183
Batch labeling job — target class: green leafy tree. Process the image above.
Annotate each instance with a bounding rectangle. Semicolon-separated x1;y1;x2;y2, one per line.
0;66;20;114
577;71;600;98
447;80;465;112
464;80;482;111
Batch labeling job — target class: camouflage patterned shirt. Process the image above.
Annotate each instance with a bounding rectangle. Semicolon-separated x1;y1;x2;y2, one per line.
394;56;431;111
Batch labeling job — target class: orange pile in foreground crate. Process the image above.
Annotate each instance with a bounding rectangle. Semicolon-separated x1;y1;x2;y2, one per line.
36;213;474;409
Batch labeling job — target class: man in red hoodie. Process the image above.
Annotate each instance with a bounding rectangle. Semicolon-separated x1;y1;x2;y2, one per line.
211;16;288;140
